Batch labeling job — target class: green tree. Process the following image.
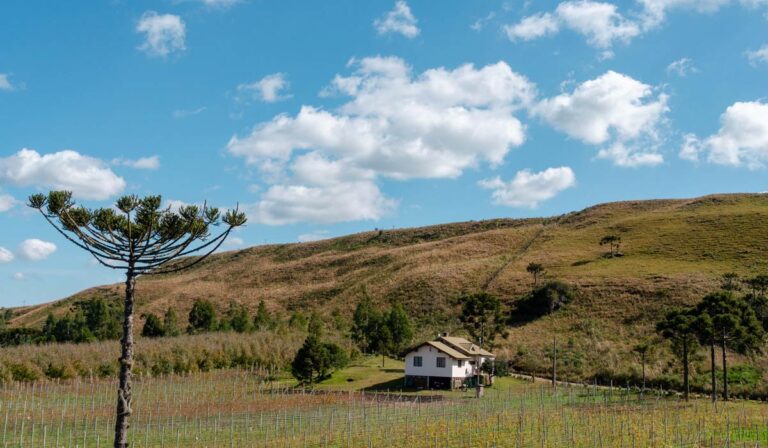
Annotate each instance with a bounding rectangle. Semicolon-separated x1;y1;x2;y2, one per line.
141;314;165;338
188;299;218;334
367;313;393;368
386;303;413;355
28;191;245;447
79;298;121;340
745;274;768;297
695;292;765;401
291;335;347;385
525;262;546;287
226;302;252;333
657;309;698;400
459;292;507;348
289;311;308;330
308;312;324;337
599;235;622;258
163;308;181;337
351;295;375;352
253;300;272;330
632;341;654;391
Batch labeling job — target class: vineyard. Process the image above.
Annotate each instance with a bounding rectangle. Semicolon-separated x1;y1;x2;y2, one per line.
2;368;768;447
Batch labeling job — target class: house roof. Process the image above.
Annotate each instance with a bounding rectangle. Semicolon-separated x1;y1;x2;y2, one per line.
403;335;495;359
438;336;495;357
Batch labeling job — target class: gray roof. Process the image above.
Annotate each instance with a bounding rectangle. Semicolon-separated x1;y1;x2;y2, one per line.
438;336;495;357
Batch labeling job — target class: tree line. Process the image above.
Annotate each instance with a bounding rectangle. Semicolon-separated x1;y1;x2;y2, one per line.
658;273;768;401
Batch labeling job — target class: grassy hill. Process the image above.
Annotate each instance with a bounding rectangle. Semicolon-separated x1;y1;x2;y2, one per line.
10;193;768;386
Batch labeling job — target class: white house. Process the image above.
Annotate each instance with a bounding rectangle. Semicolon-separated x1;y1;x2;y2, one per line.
403;334;495;390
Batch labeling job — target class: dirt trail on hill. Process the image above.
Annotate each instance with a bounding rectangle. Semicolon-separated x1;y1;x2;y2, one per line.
482;223;549;291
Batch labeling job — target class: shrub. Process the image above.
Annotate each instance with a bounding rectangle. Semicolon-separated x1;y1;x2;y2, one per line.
188;300;218;334
142;313;166;338
9;362;42;382
511;281;575;324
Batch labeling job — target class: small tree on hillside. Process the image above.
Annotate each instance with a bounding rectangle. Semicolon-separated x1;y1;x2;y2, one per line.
188;299;218;334
351;295;375;352
291;334;348;385
745;274;768;298
163;308;181;337
526;263;546;287
459;292;507;348
226;301;252;333
632;341;654;391
253;300;272;330
386;303;413;356
599;235;622;258
656;309;698;400
368;313;393;367
28;190;246;447
141;314;165;338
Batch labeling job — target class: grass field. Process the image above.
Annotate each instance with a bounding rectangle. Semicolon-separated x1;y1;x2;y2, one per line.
2;360;768;447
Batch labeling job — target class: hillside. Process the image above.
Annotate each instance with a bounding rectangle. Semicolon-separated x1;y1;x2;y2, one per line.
10;193;768;382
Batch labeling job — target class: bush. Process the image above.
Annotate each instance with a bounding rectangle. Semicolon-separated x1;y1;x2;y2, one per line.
188;300;218;334
511;281;575;324
9;362;42;382
44;362;76;380
142;313;166;338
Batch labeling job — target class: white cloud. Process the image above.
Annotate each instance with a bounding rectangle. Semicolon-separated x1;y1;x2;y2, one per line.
682;101;768;168
237;73;291;103
0;149;126;200
0;193;18;212
747;45;768;66
666;57;698;76
479;167;576;208
223;236;244;247
229;57;536;224
13;272;25;281
298;230;330;243
470;12;497;31
246;181;397;225
504;13;560;41
533;71;668;166
505;1;640;49
638;0;732;29
173;106;206;118
112;155;160;170
0;247;13;263
136;11;186;57
0;74;14;91
18;239;56;261
374;1;420;38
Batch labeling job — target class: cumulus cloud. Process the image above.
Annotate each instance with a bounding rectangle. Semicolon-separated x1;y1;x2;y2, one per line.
237;73;291;103
747;45;768;66
374;1;420;38
479;167;576;208
223;236;244;247
229;57;536;224
681;101;768;168
0;247;13;263
0;193;18;212
666;57;699;76
0;74;14;91
504;13;560;41
0;149;126;200
506;0;767;53
112;155;160;170
136;11;186;57
18;239;56;261
532;71;668;167
505;1;640;49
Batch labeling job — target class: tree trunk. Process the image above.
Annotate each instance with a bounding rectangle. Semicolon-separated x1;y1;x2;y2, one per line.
114;271;136;448
682;341;689;401
381;352;385;368
710;339;717;403
552;337;557;388
641;353;646;391
722;335;728;401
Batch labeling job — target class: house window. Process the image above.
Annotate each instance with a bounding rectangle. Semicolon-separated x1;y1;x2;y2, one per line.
458;360;464;368
413;356;423;367
436;357;446;368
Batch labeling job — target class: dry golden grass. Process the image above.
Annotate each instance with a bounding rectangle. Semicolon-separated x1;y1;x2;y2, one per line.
9;193;768;389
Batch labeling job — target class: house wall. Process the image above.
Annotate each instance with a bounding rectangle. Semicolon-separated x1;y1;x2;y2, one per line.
404;345;458;378
405;345;494;380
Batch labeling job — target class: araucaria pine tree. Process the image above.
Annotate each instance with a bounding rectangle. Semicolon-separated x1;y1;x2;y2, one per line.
28;191;246;448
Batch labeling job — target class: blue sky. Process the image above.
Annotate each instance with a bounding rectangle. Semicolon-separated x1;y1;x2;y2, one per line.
1;0;768;306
